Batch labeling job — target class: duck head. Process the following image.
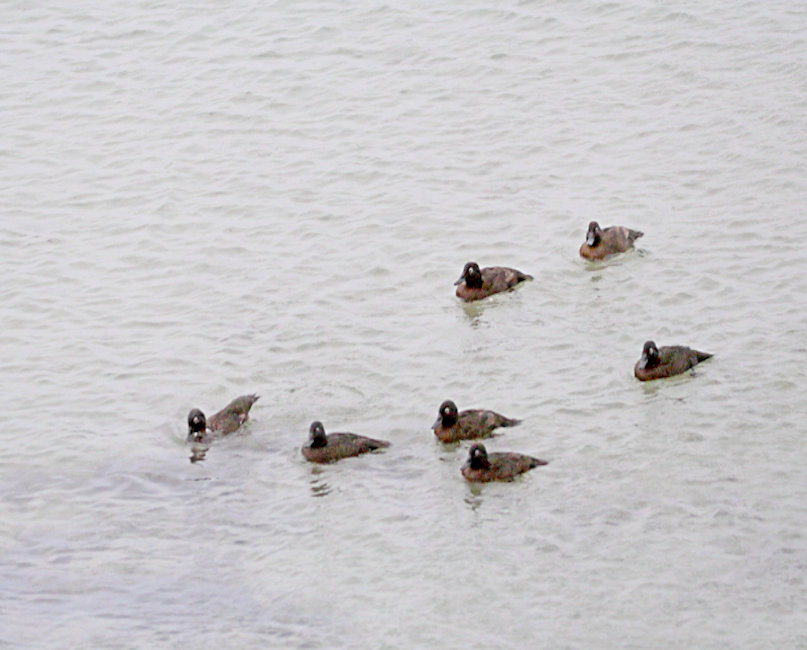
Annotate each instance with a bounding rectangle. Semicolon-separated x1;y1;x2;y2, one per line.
586;221;602;247
455;262;483;289
466;443;492;470
187;408;207;442
638;340;660;370
433;399;459;429
308;421;328;448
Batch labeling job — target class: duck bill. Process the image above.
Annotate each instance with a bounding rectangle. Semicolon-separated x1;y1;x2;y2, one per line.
453;276;463;286
431;417;442;430
638;355;648;370
586;234;596;246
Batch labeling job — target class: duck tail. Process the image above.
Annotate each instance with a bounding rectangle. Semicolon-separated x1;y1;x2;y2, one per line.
501;416;521;428
696;351;713;362
231;394;260;413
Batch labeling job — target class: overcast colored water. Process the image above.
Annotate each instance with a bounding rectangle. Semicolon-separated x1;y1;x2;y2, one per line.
2;1;806;647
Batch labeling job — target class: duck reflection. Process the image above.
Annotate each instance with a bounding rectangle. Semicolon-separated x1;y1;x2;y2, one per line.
460;301;486;327
308;466;332;498
189;443;209;464
463;483;485;510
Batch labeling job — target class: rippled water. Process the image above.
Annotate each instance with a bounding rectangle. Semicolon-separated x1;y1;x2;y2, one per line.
2;1;806;647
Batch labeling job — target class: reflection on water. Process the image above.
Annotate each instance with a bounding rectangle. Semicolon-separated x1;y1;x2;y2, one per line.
189;443;209;464
458;290;530;326
437;440;462;453
463;484;485;511
308;467;332;498
459;301;487;327
583;247;645;274
639;371;706;396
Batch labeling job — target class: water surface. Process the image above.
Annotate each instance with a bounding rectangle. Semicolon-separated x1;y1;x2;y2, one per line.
2;1;806;647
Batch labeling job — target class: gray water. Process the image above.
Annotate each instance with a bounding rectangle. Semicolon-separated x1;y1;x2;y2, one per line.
2;1;806;648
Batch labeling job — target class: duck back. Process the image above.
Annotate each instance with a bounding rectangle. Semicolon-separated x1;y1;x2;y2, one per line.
462;451;547;482
302;432;390;463
580;225;643;260
456;266;532;301
634;346;712;381
207;394;260;434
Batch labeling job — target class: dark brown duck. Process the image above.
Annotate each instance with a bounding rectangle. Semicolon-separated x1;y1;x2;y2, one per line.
187;394;259;442
432;399;520;443
301;421;391;464
579;221;643;260
634;340;713;381
454;261;532;302
461;443;547;482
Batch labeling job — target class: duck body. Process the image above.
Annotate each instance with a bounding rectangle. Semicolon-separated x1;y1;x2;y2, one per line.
455;262;532;302
579;221;643;260
302;421;390;464
432;400;520;443
186;394;259;442
461;443;547;482
634;341;712;381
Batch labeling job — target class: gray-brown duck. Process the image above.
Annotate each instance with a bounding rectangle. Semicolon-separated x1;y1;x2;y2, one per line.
634;340;713;381
301;421;390;464
454;262;532;302
187;394;259;443
461;443;547;482
432;399;520;443
579;221;643;260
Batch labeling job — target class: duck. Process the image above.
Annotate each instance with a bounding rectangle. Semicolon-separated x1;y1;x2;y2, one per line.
432;399;520;443
461;443;547;482
454;261;532;302
579;221;643;260
301;421;391;463
634;340;713;381
186;394;259;443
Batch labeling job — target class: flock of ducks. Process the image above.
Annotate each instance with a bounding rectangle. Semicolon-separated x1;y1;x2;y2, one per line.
186;221;713;481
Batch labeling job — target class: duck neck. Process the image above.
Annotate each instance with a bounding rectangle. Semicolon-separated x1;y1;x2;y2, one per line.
465;273;483;289
310;434;328;448
470;455;491;470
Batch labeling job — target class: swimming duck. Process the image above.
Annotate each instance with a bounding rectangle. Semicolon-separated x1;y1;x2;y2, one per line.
301;421;391;464
432;399;520;443
579;221;643;260
186;394;259;442
454;261;532;302
461;442;547;482
634;340;713;381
